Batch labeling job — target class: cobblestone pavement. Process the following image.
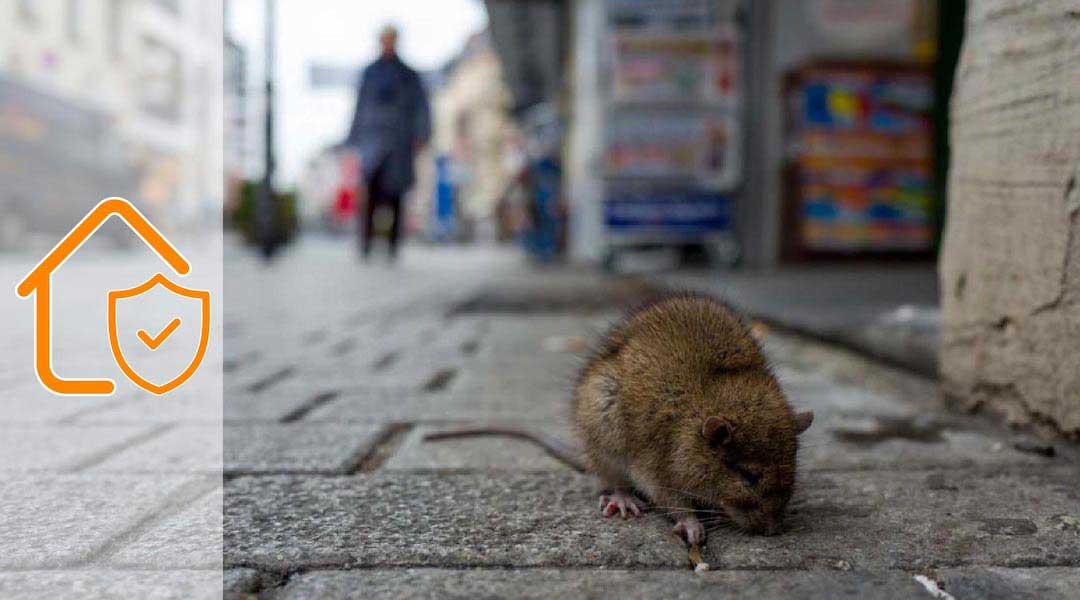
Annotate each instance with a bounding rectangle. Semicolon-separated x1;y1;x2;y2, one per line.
0;234;224;599
663;266;940;377
220;238;1079;599
3;236;1077;598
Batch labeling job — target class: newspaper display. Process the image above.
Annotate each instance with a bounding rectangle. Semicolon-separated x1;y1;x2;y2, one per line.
791;65;934;253
601;0;742;241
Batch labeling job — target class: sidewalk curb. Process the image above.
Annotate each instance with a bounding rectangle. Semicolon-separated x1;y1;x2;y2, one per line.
652;275;940;380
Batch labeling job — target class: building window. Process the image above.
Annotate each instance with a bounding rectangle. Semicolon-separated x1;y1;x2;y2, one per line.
17;0;39;26
139;36;183;122
66;0;82;43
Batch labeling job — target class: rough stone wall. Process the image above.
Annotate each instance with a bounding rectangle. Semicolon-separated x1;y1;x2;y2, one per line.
940;0;1080;438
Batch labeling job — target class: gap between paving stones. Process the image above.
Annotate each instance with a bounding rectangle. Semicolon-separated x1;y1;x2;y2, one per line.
347;423;414;474
55;397;137;425
279;391;341;423
245;366;298;394
223;423;416;478
80;476;221;568
64;423;176;472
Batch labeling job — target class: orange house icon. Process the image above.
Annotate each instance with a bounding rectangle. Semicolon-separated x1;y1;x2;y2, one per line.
15;198;210;396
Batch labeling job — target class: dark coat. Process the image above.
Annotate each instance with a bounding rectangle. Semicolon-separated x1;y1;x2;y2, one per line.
345;55;432;196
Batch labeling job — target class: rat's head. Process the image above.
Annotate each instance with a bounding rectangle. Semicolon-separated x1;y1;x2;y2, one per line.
676;401;813;536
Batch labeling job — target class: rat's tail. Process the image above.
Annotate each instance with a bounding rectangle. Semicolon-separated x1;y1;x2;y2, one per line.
422;427;590;473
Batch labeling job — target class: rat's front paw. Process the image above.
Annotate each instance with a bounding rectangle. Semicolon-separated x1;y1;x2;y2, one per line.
673;515;705;545
599;491;643;519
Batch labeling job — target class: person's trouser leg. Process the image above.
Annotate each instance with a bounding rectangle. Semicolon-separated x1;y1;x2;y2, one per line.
387;194;403;259
360;181;378;258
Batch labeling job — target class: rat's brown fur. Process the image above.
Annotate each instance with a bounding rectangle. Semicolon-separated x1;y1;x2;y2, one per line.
574;293;811;537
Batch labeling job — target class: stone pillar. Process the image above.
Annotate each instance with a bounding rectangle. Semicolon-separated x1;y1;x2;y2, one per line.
939;0;1080;438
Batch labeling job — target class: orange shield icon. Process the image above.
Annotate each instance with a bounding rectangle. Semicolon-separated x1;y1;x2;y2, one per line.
107;273;211;395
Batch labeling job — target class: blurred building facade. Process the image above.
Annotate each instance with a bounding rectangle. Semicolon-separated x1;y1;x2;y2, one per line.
0;0;223;242
484;0;941;268
224;1;247;213
414;31;521;241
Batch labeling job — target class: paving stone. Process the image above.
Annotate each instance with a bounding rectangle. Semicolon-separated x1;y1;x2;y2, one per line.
301;383;569;424
385;424;577;471
221;565;280;595
0;388;135;423
0;571;222;600
300;386;432;422
761;331;940;410
318;385;570;423
472;315;592;353
784;381;911;416
107;486;222;568
474;379;573;422
90;425;222;473
224;423;385;474
376;318;485;359
224;472;686;570
479;350;584;377
0;424;159;471
0;475;196;567
224;568;279;596
772;365;835;390
357;358;476;392
225;467;1080;574
278;568;929;599
799;419;1057;471
301;354;479;396
224;378;337;422
478;315;610;358
72;392;221;424
224;360;305;397
701;467;1080;570
936;567;1080;600
476;359;581;390
766;375;1057;470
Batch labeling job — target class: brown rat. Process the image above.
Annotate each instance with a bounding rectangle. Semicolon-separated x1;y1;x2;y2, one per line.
575;293;812;542
426;293;812;544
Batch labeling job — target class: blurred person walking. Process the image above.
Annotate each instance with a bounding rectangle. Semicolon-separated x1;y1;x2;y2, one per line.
345;24;431;261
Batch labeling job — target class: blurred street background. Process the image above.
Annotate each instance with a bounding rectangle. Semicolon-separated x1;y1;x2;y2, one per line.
1;0;1078;598
216;0;950;374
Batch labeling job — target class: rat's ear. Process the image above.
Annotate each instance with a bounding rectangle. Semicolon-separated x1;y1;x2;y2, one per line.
794;411;814;434
702;416;734;448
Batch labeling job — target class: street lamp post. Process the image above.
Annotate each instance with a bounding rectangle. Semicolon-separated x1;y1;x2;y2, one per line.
256;0;277;258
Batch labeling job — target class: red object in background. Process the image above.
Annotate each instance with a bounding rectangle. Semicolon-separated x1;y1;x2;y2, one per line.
333;151;363;223
333;185;356;221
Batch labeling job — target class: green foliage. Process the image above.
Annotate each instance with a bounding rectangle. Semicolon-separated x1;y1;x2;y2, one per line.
228;180;298;247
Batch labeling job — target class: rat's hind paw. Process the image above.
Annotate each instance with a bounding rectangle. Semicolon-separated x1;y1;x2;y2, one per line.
674;516;706;545
599;491;643;519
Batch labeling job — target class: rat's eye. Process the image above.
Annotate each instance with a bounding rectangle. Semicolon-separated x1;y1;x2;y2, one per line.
722;455;761;486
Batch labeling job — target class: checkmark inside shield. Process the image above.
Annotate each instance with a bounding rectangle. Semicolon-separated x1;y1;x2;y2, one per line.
137;318;182;350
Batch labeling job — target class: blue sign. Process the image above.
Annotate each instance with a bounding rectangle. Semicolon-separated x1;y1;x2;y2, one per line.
605;188;731;236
